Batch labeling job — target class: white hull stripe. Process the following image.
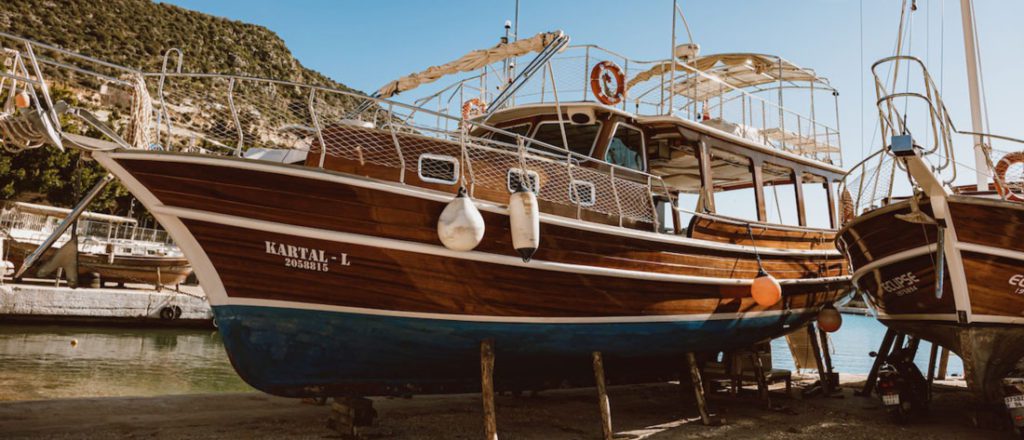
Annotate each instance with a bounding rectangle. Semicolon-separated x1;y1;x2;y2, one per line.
106;151;839;258
851;241;1024;287
851;244;937;286
154;204;849;287
222;297;815;324
877;312;1024;325
957;241;1024;262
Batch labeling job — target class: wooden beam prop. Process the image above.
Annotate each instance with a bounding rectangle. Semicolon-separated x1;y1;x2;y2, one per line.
817;324;837;394
592;352;613;440
858;328;897;396
937;347;950;380
481;339;498;440
686;352;717;426
806;324;829;392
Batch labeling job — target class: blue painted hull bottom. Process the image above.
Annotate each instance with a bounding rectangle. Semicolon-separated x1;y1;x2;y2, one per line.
214;305;813;397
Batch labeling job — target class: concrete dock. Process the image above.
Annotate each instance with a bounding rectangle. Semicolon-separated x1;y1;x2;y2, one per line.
0;281;211;327
0;376;1003;439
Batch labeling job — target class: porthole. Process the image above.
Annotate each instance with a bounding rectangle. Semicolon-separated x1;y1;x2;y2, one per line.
569;180;596;206
418;154;459;185
507;168;540;194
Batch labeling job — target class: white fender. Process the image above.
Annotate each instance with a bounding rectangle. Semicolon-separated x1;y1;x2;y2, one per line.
509;186;540;262
437;187;485;251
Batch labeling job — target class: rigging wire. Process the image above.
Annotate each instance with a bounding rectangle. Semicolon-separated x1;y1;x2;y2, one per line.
859;0;864;159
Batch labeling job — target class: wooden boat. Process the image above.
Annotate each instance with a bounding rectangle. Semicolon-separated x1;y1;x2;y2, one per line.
0;28;850;397
1;201;192;287
836;0;1024;402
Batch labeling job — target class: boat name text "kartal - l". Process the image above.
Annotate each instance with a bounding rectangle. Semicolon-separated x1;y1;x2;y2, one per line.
265;241;351;272
1008;274;1024;295
881;272;920;297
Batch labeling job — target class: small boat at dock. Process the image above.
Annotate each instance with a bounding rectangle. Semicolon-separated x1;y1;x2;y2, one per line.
1;201;192;288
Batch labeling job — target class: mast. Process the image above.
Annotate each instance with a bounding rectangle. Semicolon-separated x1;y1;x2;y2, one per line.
959;0;987;191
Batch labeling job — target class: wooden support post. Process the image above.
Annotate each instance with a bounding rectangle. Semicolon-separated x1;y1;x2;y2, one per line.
481;339;498;440
937;347;950;380
686;352;716;426
823;180;837;229
695;137;716;213
592;352;613;440
858;328;897;396
817;324;837;394
750;350;772;407
806;323;829;392
327;397;376;438
927;341;939;402
751;161;767;222
793;170;807;227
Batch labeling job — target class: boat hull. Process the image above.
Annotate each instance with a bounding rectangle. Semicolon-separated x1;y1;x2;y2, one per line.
95;151;849;397
838;195;1024;401
215;304;818;396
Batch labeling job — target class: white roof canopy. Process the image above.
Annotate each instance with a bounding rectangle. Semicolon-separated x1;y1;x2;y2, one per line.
377;31;566;99
628;53;833;102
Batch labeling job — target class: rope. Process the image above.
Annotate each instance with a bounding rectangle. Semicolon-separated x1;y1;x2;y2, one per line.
125;73;153;149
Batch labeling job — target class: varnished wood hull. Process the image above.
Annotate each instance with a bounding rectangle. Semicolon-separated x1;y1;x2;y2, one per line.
5;239;192;286
95;151;849;397
838;195;1024;401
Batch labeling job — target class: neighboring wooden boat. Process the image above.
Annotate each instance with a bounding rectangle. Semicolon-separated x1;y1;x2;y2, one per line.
0;28;851;397
1;202;192;287
837;0;1024;403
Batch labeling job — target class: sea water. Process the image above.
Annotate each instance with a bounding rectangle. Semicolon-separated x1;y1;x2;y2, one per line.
771;313;964;376
0;315;963;401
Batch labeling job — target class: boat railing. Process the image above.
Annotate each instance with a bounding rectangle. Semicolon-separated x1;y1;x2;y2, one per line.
0;32;673;230
419;45;843;165
0;206;176;249
838;149;897;216
863;55;1024;202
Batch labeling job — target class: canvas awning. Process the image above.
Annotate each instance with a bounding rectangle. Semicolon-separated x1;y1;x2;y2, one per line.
627;53;832;101
376;31;566;98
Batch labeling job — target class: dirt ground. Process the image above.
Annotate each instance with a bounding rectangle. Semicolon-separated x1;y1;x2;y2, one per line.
0;375;1016;439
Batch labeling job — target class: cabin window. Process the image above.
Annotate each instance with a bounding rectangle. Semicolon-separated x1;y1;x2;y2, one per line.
488;123;532;146
530;121;602;156
569;180;596;207
507;168;540;194
605;123;645;171
709;148;757;221
762;162;800;226
676;192;699;231
417;154;460;185
802;173;833;229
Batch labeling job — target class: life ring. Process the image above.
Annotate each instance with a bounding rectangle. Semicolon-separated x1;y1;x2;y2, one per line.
589;61;625;106
461;98;487;120
840;188;855;225
994;151;1024;202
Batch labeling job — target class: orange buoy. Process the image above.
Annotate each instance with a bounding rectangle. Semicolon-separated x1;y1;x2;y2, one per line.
817;305;842;333
14;91;30;109
751;269;782;307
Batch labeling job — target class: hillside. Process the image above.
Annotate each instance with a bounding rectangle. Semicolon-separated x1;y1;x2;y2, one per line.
0;0;360;215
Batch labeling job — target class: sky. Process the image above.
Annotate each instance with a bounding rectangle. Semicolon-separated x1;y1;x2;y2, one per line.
159;0;1024;169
